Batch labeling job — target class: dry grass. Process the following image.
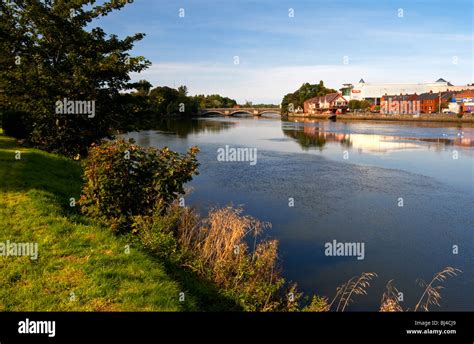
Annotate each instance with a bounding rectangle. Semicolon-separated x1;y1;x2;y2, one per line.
176;206;284;311
325;267;462;312
380;280;403;312
328;272;378;312
414;267;462;312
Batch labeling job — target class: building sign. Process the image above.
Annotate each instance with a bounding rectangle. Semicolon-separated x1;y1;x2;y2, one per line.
352;90;361;93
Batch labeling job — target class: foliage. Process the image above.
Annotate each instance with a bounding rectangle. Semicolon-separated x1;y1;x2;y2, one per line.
348;99;371;111
0;0;149;156
149;86;199;116
193;94;237;108
281;81;336;114
302;295;330;312
79;139;199;232
1;110;32;139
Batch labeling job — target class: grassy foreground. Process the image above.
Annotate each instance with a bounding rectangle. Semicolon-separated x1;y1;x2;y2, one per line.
0;132;201;311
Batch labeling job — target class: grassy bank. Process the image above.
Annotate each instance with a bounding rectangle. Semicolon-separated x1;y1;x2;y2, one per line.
0;132;220;311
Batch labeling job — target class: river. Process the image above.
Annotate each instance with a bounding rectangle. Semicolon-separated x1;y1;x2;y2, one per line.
123;115;473;311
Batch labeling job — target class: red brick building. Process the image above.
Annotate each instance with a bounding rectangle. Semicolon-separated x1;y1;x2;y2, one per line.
304;93;348;114
418;91;454;114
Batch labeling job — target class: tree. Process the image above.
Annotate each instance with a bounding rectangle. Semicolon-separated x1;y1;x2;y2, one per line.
348;100;361;111
149;86;198;116
192;94;237;109
132;80;153;96
348;100;370;111
0;0;149;156
178;85;188;97
281;81;337;114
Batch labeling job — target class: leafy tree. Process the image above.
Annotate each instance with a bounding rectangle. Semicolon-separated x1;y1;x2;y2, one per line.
132;80;153;97
281;81;336;114
348;100;361;111
348;99;371;111
178;85;188;97
193;94;237;108
0;0;149;156
149;86;198;116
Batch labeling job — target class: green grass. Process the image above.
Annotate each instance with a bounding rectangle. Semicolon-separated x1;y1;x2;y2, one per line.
0;133;200;311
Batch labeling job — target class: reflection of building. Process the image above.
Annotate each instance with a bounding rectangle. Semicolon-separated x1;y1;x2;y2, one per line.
340;78;474;105
283;120;474;151
303;93;348;114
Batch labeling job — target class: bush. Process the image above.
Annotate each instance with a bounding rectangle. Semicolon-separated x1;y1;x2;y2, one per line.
79;139;199;232
1;110;31;139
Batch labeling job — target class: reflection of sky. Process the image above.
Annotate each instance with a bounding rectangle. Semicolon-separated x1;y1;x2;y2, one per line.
126;117;473;190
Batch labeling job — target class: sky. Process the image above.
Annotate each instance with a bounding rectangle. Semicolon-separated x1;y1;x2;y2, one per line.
95;0;474;104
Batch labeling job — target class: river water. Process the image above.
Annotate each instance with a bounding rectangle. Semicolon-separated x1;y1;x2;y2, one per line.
123;115;473;311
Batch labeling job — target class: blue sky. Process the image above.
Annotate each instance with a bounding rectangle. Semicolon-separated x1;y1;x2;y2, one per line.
95;0;473;103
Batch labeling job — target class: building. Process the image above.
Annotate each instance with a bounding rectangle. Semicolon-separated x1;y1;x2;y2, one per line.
451;90;474;113
304;93;348;114
340;78;474;105
380;90;472;114
380;93;420;114
418;91;455;114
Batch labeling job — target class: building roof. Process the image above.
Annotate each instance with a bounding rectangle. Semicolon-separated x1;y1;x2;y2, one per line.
435;78;454;86
417;91;455;100
305;92;344;104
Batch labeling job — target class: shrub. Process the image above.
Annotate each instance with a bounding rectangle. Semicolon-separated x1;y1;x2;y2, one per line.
79;139;199;232
1;110;31;139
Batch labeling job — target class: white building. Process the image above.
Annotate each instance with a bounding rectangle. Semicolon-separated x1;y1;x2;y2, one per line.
340;78;474;105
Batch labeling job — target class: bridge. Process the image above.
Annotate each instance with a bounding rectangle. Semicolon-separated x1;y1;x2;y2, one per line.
198;108;281;116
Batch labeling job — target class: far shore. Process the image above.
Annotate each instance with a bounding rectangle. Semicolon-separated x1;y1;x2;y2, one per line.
287;113;474;123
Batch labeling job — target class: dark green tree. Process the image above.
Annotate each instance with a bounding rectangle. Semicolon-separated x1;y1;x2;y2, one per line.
0;0;150;156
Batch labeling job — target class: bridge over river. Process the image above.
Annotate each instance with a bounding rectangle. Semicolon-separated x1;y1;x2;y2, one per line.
199;108;281;116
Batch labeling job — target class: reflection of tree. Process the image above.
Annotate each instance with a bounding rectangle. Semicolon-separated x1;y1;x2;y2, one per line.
282;123;353;150
283;129;327;151
154;118;235;138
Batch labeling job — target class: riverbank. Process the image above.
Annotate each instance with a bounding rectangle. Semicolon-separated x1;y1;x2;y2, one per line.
288;113;474;123
0;131;234;311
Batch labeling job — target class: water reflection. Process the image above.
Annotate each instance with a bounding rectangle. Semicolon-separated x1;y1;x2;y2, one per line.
153;118;235;138
282;119;474;153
